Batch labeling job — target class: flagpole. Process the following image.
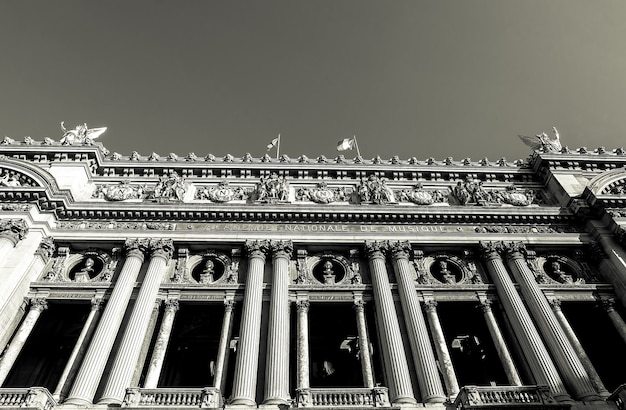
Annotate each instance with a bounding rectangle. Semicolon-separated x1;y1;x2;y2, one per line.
276;134;281;160
353;135;361;157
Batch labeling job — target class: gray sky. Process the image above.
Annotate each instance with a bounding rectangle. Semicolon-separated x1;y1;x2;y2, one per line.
1;1;625;162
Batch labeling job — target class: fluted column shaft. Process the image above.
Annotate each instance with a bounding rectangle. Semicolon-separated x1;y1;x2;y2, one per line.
263;240;292;404
99;239;173;404
143;299;179;389
0;298;47;385
390;244;445;403
65;240;147;405
506;248;599;401
53;298;104;401
549;299;609;398
230;240;268;406
601;298;626;345
478;299;522;386
296;300;310;390
480;243;570;402
423;300;459;397
365;241;416;405
353;300;374;388
214;299;235;392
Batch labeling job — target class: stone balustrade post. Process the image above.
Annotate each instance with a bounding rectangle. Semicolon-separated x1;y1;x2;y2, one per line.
214;299;235;392
0;297;47;385
423;299;459;397
66;238;149;405
600;297;626;345
53;297;104;401
353;299;375;389
99;239;174;404
296;300;310;391
365;240;417;405
0;218;28;263
143;298;180;389
230;240;268;406
504;242;599;401
389;242;446;403
263;240;293;405
479;241;571;402
477;298;522;386
548;298;609;398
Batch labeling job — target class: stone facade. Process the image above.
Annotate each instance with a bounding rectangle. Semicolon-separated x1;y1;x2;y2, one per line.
0;133;625;410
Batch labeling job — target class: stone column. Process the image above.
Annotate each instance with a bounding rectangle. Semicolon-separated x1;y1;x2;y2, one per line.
99;239;174;404
0;297;47;385
230;240;268;406
477;299;522;386
263;240;292;405
600;297;626;345
505;242;599;401
365;241;416;405
66;239;148;405
53;297;104;401
0;219;28;263
548;298;609;398
479;241;571;402
143;298;179;389
423;300;459;397
389;242;446;403
214;299;235;392
296;300;310;391
353;300;374;388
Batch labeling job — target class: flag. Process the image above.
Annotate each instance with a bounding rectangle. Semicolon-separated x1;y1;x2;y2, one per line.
337;137;355;151
267;137;279;151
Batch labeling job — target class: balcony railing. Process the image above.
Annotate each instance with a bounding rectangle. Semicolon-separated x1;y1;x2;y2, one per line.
0;388;56;410
453;385;570;409
295;387;390;407
122;387;222;408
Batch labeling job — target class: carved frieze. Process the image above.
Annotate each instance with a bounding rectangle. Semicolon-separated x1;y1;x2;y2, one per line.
195;181;249;203
450;178;537;206
255;173;290;202
92;181;147;201
396;184;448;205
150;172;186;202
296;182;349;204
56;221;176;230
357;176;396;205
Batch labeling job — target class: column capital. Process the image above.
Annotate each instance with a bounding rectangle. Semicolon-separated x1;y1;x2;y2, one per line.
600;297;616;312
29;297;48;312
149;239;174;261
478;241;504;261
502;241;529;261
365;240;388;259
224;299;236;312
245;239;269;259
34;236;55;262
423;299;438;312
389;241;411;259
90;296;105;311
478;299;493;313
353;299;366;312
270;240;293;259
296;300;310;312
0;218;28;245
163;298;180;312
548;297;562;311
123;238;150;260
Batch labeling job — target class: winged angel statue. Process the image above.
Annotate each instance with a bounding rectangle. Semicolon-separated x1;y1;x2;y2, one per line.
518;127;561;153
60;121;107;145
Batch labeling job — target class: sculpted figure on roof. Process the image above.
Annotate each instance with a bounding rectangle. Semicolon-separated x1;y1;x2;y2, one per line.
60;121;107;145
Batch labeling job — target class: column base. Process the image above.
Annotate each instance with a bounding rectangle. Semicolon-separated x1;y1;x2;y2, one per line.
422;394;447;404
391;395;418;405
96;396;123;406
63;397;93;406
228;397;257;406
261;397;291;406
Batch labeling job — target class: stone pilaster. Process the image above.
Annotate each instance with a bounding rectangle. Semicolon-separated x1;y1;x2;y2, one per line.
365;240;416;405
296;300;310;391
263;240;293;405
600;297;626;345
99;239;174;404
214;298;235;392
479;241;571;402
548;298;609;398
53;297;104;401
230;240;268;406
143;298;180;389
504;242;599;401
353;300;374;388
0;297;47;385
477;298;522;386
0;219;28;262
389;242;446;403
423;299;459;397
66;238;148;405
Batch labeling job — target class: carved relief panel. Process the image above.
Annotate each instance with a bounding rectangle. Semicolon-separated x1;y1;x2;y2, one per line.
529;253;596;285
42;248;119;283
295;251;362;286
413;250;484;285
170;248;240;285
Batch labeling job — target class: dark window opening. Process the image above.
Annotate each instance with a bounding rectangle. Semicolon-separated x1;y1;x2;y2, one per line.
3;303;90;390
437;302;509;387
